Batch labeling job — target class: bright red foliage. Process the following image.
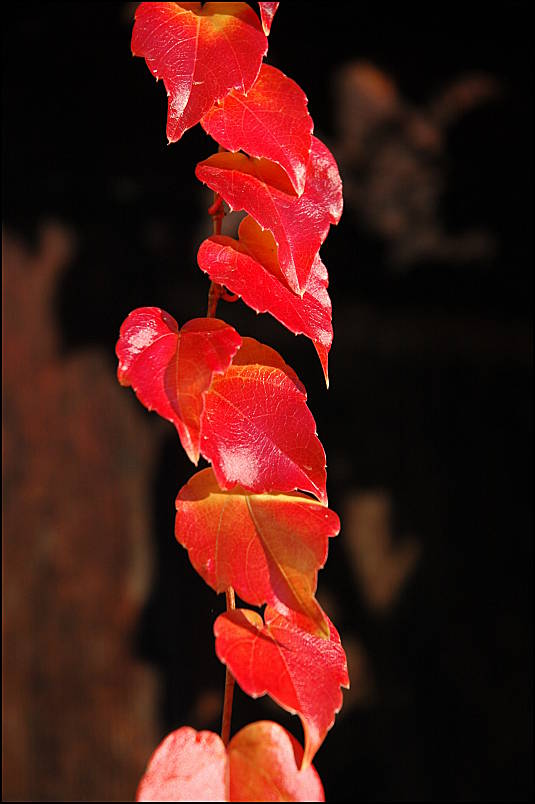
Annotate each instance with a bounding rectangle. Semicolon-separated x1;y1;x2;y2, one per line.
201;64;312;195
136;722;323;802
231;336;305;393
175;467;339;635
201;355;327;502
132;3;268;142
116;313;326;499
195;136;343;296
116;308;241;464
215;607;349;768
124;4;346;799
197;215;332;382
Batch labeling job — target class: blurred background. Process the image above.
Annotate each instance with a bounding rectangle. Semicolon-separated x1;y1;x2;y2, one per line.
2;2;533;801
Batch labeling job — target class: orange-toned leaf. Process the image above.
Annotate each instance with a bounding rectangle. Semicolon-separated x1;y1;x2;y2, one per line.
200;343;327;502
195;136;343;295
201;64;312;194
116;308;241;463
231;335;305;392
136;722;323;802
175;467;339;635
228;721;324;802
197;216;332;382
132;2;267;142
214;607;349;768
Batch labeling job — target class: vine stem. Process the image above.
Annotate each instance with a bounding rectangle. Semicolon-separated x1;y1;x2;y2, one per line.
205;160;237;744
206;143;226;317
220;586;236;746
206;190;224;316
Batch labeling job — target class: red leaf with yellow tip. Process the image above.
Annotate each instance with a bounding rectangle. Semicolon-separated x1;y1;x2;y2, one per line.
201;64;312;195
197;216;332;383
195;136;343;295
258;2;279;35
136;722;324;802
200;342;327;502
116;308;241;464
175;467;339;635
214;607;349;769
131;2;267;142
228;721;324;802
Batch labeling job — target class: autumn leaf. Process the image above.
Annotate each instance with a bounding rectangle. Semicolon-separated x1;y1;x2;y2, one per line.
228;721;324;802
116;308;241;464
136;722;323;802
131;2;268;142
214;607;349;769
258;2;279;35
197;215;332;382
231;335;305;392
201;64;312;195
200;340;327;502
195;136;343;295
175;467;339;636
136;727;227;802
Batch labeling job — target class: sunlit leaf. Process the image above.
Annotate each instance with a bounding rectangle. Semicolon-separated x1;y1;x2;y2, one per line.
200;341;327;502
136;722;324;802
231;335;305;393
201;64;312;194
228;721;324;801
116;308;241;463
197;216;332;382
132;2;268;142
214;607;349;768
136;727;227;802
195;136;343;295
175;467;339;635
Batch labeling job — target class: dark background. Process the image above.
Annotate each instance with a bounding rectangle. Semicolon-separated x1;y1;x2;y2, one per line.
3;2;533;801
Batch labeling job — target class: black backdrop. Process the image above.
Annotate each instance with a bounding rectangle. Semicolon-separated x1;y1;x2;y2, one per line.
3;3;533;801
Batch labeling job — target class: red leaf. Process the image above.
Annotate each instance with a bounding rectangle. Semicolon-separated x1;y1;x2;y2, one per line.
136;722;324;802
201;64;312;195
116;308;241;464
228;721;324;801
132;3;267;143
231;335;305;393
195;136;343;295
258;2;279;35
136;727;227;802
200;344;327;502
197;216;332;383
175;467;340;636
214;607;349;768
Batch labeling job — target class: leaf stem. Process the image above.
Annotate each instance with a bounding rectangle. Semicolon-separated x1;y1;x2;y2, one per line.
220;586;236;746
205;145;236;743
206;191;224;317
206;279;222;318
206;146;227;318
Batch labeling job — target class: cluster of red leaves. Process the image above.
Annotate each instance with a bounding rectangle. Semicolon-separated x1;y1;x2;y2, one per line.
119;3;348;801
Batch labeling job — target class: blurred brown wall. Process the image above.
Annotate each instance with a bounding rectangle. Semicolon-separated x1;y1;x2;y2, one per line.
2;224;160;801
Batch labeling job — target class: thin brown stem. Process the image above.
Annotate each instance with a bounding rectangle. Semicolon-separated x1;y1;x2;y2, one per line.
206;190;225;317
206;146;227;318
205;145;236;742
220;586;236;746
206;280;222;318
